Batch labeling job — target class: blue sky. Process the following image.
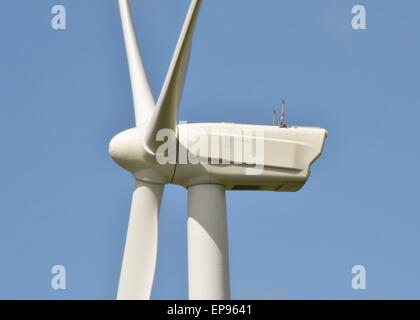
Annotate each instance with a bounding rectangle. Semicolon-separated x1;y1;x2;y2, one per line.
0;0;419;299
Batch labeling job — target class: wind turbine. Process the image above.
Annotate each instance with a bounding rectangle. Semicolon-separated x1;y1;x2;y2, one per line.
110;0;327;300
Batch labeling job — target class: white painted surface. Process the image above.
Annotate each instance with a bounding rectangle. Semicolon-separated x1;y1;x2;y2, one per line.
188;184;230;300
145;0;202;152
117;180;164;300
118;0;155;125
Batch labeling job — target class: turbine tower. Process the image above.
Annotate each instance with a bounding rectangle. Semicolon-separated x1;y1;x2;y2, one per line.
110;0;327;300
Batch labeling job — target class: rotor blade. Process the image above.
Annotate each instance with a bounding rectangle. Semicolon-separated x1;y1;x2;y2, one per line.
119;0;155;125
145;0;202;152
117;180;164;300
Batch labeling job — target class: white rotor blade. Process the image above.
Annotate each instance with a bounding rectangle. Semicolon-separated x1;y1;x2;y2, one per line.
119;0;155;125
145;0;202;152
117;180;164;300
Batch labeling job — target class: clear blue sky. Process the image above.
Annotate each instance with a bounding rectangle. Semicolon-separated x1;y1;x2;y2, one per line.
0;0;419;299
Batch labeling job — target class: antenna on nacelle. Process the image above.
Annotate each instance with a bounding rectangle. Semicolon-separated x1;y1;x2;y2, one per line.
272;108;277;126
279;99;287;128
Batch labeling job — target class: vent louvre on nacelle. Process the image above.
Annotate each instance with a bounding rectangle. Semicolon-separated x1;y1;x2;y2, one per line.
232;185;261;191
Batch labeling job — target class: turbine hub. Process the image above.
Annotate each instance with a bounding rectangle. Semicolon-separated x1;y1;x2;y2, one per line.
109;130;131;168
108;127;175;184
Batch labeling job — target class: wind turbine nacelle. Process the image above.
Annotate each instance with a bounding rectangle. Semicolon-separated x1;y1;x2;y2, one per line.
174;123;327;191
109;123;327;192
